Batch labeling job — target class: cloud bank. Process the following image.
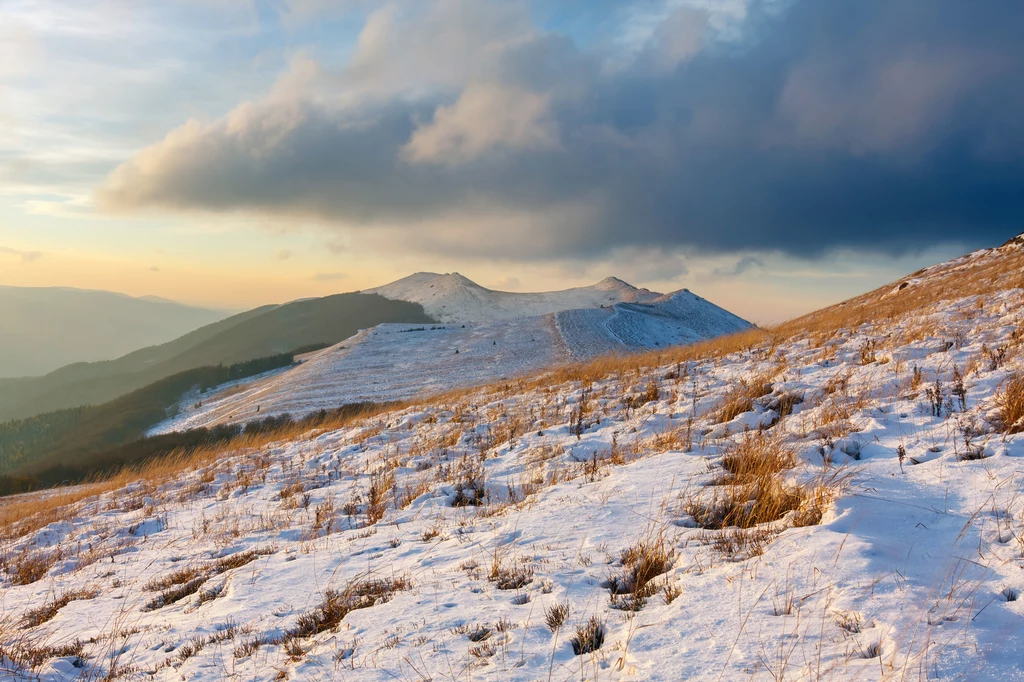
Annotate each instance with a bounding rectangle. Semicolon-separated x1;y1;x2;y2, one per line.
97;0;1024;259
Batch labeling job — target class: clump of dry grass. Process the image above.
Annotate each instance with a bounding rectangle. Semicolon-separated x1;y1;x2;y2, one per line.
3;548;64;586
366;467;394;524
607;537;674;611
624;381;660;409
995;374;1024;434
768;392;804;419
0;637;86;671
451;467;486;507
570;616;605;655
144;548;274;610
715;374;774;424
718;432;795;485
285;575;412;641
489;554;534;590
145;565;203;592
706;527;779;560
21;587;100;627
544;601;570;632
688;432;835;534
687;478;803;530
145;577;207;612
171;622;246;664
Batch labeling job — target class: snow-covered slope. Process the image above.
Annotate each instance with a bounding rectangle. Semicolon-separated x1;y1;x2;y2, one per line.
5;238;1024;681
152;286;751;432
366;272;662;323
152;317;569;433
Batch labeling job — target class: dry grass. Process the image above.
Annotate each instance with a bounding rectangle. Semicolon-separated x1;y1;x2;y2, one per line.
688;478;803;530
285;575;412;641
0;636;86;671
570;616;605;656
688;432;835;533
4;550;55;586
544;601;570;632
21;587;100;627
489;553;534;590
607;537;674;611
143;548;274;610
706;527;778;560
718;432;795;485
995;374;1024;434
715;374;774;423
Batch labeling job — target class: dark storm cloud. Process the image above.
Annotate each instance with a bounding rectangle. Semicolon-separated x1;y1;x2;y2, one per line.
98;0;1024;258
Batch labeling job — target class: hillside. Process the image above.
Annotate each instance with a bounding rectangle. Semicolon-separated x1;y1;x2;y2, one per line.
0;286;229;378
0;352;297;482
0;294;434;423
367;272;663;323
151;284;750;433
3;240;1024;680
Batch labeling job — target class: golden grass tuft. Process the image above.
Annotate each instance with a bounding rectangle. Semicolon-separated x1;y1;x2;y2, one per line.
608;536;674;611
688;432;836;533
996;374;1024;434
718;432;795;484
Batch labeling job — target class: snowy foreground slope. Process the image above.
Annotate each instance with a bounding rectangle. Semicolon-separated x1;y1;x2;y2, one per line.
154;283;749;433
3;240;1024;681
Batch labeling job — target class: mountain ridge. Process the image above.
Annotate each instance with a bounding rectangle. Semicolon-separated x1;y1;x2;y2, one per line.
366;272;665;323
0;285;230;378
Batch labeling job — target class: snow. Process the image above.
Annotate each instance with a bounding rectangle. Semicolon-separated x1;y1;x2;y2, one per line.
151;287;750;434
5;255;1024;681
365;272;663;323
152;317;569;433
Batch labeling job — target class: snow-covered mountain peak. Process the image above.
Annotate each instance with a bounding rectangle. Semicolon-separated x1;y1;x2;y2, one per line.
366;272;665;323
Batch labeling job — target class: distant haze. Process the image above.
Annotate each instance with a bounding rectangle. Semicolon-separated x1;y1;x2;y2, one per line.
0;286;229;378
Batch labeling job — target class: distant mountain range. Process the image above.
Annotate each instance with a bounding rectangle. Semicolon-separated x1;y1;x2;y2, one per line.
0;286;229;378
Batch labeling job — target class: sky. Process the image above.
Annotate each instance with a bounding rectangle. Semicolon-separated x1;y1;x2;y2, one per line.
1;0;1022;324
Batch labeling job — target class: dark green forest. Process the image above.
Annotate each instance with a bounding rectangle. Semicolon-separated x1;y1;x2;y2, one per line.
0;352;296;482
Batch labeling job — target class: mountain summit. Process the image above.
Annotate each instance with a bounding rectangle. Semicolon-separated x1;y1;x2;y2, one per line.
366;272;662;323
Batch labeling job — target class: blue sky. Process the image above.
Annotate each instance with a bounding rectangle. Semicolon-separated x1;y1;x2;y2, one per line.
2;0;1019;323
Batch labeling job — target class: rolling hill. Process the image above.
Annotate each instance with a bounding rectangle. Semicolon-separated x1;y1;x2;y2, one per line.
0;293;434;423
0;286;230;378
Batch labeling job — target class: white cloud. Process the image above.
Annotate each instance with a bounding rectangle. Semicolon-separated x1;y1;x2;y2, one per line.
402;83;560;164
